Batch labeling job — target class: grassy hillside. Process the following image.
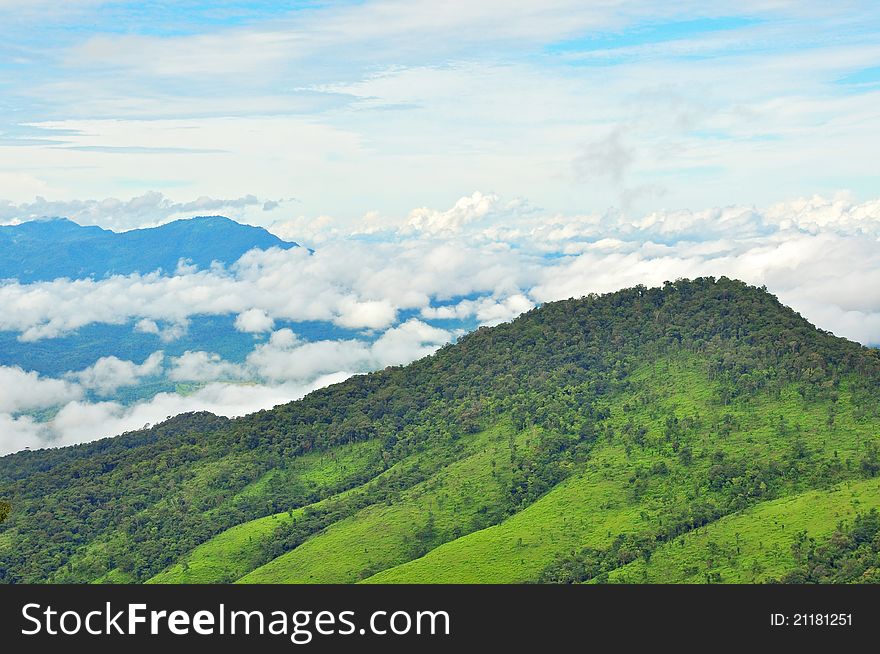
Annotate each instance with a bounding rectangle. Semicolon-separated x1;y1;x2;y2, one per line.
99;440;382;584
363;358;879;583
1;277;879;584
147;430;510;584
239;425;524;583
606;478;880;583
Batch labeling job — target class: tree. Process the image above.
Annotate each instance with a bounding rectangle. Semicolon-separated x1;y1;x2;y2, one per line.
0;500;9;524
678;446;693;466
860;444;880;478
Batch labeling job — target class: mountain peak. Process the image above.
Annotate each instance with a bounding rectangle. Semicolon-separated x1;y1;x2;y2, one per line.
0;215;298;282
2;216;105;234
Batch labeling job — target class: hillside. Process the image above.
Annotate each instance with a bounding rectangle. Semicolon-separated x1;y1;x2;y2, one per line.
0;215;297;282
1;277;879;584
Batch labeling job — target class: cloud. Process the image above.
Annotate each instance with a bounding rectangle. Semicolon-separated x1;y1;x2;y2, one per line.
2;191;880;349
572;127;669;210
0;0;111;24
234;308;275;333
168;351;246;383
370;318;457;366
269;214;337;245
0;413;46;455
335;298;398;330
157;320;190;343
0;373;351;455
0;365;82;413
6;3;878;220
573;128;634;185
71;351;164;396
244;319;456;383
420;294;535;326
0;222;537;340
404;191;499;235
134;318;160;335
246;334;369;384
59;1;631;81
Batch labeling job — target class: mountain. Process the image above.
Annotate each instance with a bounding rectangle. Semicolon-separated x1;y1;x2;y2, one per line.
0;216;297;282
1;277;879;584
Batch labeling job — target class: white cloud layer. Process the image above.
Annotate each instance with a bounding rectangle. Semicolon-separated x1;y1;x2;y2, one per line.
71;351;164;396
2;191;880;456
0;366;82;413
0;373;351;455
0;317;458;454
168;351;246;383
3;191;879;344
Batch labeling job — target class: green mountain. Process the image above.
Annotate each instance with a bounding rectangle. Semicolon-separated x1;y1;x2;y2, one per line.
0;215;297;282
1;277;879;584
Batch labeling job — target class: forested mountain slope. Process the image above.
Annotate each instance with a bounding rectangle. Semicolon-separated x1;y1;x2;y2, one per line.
1;277;879;584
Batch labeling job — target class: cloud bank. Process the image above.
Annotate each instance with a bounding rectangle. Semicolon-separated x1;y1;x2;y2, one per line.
1;191;879;455
71;351;164;396
0;318;457;454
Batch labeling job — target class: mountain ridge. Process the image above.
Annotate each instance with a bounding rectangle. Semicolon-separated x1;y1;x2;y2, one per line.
0;215;297;282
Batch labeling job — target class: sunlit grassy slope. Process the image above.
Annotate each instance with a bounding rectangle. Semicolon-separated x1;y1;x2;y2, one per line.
361;358;879;583
148;355;880;584
147;440;383;583
607;477;880;583
238;426;523;583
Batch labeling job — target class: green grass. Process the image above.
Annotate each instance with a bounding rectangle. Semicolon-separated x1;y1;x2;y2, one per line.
148;510;305;583
362;444;646;583
212;439;384;516
150;426;510;583
608;477;880;583
239;425;520;583
148;440;384;583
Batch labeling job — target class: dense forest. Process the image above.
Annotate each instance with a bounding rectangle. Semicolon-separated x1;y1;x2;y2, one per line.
1;277;879;584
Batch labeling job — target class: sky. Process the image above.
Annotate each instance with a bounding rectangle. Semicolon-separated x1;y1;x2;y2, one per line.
1;1;879;454
1;1;878;220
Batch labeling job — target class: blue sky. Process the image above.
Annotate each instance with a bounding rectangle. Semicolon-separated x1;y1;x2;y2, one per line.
1;0;878;224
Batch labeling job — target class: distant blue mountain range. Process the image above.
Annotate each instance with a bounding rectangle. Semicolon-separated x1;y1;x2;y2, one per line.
0;215;297;282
